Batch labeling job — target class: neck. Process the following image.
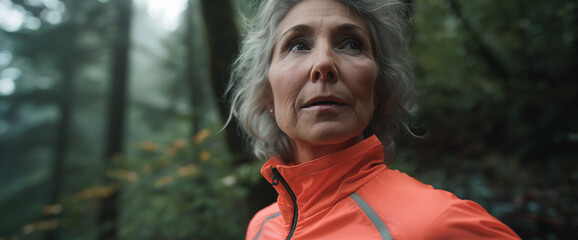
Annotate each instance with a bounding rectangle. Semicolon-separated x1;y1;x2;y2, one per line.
290;135;364;164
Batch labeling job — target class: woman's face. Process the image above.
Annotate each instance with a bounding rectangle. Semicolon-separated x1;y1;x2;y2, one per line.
268;0;378;162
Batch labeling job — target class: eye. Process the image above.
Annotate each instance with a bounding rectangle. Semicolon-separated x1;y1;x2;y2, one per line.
341;38;362;50
291;43;307;51
287;39;310;51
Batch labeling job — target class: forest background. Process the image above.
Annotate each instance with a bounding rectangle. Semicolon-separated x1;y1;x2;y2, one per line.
0;0;576;239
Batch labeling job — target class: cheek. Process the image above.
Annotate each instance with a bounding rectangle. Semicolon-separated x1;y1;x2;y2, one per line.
267;76;286;126
269;81;299;132
350;62;378;106
270;78;294;108
268;63;304;108
352;64;378;127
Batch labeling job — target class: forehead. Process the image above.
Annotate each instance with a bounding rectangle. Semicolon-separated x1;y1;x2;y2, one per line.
278;0;369;35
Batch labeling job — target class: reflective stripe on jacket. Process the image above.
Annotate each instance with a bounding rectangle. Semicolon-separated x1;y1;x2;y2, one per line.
246;135;520;240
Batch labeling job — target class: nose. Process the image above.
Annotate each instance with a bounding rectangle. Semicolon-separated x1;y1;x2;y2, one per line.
310;45;338;82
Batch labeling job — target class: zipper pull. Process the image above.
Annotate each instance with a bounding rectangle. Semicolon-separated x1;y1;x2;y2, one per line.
271;167;280;186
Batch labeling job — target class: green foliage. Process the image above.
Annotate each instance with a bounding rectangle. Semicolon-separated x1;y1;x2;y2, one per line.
44;128;260;240
391;0;578;238
114;130;257;239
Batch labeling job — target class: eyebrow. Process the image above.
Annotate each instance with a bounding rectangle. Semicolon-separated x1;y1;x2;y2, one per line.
279;23;368;41
334;23;367;34
279;24;312;41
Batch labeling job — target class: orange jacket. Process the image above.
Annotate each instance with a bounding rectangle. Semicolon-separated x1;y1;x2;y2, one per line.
246;136;520;240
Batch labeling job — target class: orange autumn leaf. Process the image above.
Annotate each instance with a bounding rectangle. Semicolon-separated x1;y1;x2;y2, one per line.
140;141;159;151
22;219;60;235
199;151;211;162
74;186;117;202
154;176;174;188
74;188;94;201
177;164;198;177
172;138;187;149
42;204;62;215
95;186;116;198
194;129;211;144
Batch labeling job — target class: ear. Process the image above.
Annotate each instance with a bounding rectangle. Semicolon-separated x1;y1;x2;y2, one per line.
265;86;275;117
267;103;275;117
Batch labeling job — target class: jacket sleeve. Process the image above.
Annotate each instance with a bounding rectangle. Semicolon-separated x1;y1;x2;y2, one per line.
425;199;520;239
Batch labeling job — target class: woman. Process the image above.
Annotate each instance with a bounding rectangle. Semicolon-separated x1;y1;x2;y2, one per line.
228;0;520;239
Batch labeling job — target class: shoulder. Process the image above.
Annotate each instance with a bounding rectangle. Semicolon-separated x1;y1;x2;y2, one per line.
355;168;520;239
246;202;281;240
423;198;521;239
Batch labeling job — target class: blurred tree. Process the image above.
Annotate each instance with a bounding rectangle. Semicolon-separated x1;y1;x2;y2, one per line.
98;0;133;239
0;0;116;238
199;0;250;164
185;0;201;135
45;30;74;240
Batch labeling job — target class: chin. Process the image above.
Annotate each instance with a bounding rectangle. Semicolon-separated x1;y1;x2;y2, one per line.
306;128;364;146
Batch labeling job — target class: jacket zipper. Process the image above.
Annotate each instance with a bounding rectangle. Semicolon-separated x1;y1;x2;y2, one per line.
271;167;298;240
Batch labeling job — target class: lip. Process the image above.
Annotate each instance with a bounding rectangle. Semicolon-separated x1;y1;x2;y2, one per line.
302;96;348;109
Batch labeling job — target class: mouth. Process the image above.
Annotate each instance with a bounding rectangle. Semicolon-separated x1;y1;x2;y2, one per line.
303;97;347;109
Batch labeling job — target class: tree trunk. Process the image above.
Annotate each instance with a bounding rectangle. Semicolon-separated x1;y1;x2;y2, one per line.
448;0;508;80
185;0;201;136
199;0;249;163
46;1;80;237
44;64;73;240
98;0;132;239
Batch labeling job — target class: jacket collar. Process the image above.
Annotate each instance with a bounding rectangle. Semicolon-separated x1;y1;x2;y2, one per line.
261;135;388;229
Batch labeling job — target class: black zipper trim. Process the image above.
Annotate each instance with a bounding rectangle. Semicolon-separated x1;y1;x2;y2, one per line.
271;167;298;240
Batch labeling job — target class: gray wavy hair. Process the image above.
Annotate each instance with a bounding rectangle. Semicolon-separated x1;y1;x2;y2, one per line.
227;0;415;162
